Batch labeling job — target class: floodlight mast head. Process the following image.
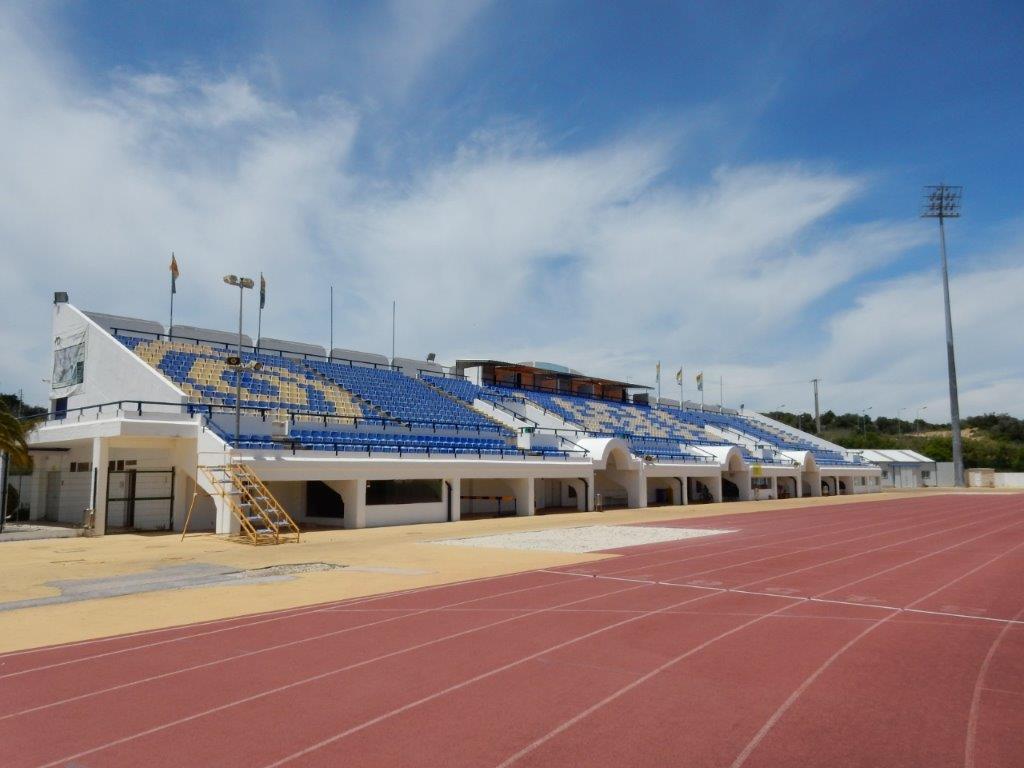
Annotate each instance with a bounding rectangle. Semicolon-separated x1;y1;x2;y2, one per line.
223;274;239;286
921;185;962;220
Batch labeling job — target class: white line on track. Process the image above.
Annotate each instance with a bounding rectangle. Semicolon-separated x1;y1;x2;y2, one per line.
0;568;540;661
1;573;595;720
729;536;1024;768
260;505;1024;767
37;580;656;768
499;511;1024;768
23;498;1024;767
597;495;1021;577
964;604;1024;768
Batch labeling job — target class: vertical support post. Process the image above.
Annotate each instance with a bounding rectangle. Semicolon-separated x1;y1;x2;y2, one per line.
812;378;821;434
446;478;461;522
235;284;243;449
938;216;965;487
90;437;109;535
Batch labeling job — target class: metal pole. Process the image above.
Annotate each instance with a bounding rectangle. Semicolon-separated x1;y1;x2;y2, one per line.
812;378;821;433
256;274;263;355
235;284;243;448
169;274;175;338
719;376;723;408
329;285;334;354
392;300;396;362
938;215;965;486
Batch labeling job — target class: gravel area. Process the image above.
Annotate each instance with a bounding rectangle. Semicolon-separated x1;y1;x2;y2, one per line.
432;524;734;554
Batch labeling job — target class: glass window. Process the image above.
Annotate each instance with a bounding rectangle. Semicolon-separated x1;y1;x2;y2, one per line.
366;479;443;505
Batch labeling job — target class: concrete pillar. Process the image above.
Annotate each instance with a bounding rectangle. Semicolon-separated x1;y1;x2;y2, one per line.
566;479;589;511
327;479;366;529
90;437;109;535
446;478;461;522
795;475;803;498
214;488;237;535
28;464;48;520
510;477;535;516
710;475;723;504
806;473;822;497
734;473;753;502
628;471;646;509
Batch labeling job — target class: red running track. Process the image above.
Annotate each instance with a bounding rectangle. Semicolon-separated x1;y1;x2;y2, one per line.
1;494;1023;767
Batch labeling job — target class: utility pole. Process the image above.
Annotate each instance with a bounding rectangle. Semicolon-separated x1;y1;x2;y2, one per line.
922;185;965;487
811;378;821;433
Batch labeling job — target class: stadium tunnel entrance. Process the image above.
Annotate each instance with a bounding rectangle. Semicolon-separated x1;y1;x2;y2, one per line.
776;476;799;500
687;476;721;504
591;441;644;510
721;451;752;502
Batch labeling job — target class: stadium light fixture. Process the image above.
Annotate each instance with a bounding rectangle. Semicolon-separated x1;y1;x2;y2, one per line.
861;406;873;435
222;274;255;448
915;405;928;431
922;185;964;487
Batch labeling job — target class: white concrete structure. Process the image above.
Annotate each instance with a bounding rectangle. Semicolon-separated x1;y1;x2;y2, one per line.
856;449;938;489
20;298;881;536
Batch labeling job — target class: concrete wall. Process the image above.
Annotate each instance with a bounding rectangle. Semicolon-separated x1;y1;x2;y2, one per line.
51;303;185;415
994;473;1024;488
366;500;448;527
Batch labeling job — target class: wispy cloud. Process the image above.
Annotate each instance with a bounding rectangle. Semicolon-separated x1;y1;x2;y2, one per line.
0;4;1020;420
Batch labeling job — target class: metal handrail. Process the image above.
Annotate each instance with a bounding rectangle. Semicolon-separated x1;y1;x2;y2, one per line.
235;438;588;461
110;327;400;370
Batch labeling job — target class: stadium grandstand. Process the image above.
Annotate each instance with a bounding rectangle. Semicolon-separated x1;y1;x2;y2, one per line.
19;296;880;542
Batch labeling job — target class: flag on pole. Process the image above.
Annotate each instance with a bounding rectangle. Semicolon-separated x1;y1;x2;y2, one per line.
675;368;683;385
169;253;179;294
655;361;661;384
696;371;704;391
260;273;266;309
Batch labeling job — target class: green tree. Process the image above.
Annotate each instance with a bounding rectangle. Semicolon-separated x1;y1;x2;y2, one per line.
0;403;31;469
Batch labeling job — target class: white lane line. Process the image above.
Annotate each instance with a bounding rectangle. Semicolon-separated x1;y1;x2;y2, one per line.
596;495;1018;578
1;574;594;720
38;580;659;768
0;569;571;678
964;604;1024;768
0;567;539;662
497;512;1024;768
730;536;1024;768
256;507;1024;766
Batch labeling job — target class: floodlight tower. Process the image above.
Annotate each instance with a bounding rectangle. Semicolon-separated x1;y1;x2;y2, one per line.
921;185;965;487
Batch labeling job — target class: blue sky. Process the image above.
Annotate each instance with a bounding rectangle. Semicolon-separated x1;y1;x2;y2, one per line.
1;1;1022;417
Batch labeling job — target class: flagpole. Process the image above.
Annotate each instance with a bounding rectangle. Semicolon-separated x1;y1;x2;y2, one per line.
679;366;683;411
720;376;724;408
168;252;176;338
656;361;661;405
329;285;334;356
256;272;263;354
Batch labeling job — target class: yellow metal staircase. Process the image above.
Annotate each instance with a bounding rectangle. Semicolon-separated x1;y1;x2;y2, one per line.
201;464;301;545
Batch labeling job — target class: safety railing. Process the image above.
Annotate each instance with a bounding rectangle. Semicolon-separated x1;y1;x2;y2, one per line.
110;328;399;370
235;439;589;461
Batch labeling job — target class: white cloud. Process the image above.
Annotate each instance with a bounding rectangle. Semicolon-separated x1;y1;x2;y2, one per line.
0;4;1020;422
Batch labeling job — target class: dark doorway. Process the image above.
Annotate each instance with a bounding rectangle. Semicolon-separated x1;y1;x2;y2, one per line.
306;481;344;518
